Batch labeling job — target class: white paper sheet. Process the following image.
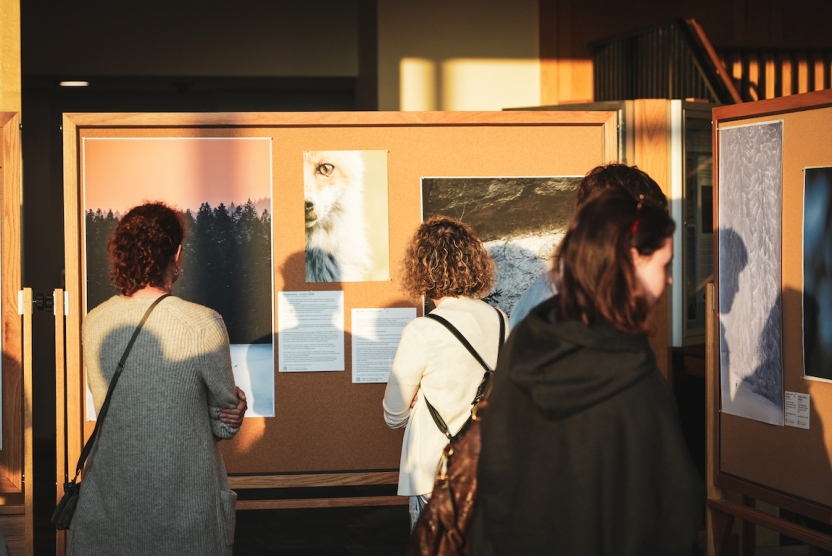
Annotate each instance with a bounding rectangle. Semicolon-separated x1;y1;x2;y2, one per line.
351;308;417;383
278;291;345;372
785;392;810;430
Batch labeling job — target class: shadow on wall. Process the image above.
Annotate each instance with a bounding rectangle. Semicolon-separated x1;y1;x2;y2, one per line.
227;250;413;467
718;227;781;407
718;226;747;400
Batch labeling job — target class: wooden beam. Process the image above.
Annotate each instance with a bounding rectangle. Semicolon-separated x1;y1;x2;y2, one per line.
705;283;727;556
54;290;67;556
633;99;671;381
539;0;593;105
237;496;407;511
708;498;832;552
229;472;399;490
22;288;32;556
63;110;618;128
0;112;22;493
0;0;21;112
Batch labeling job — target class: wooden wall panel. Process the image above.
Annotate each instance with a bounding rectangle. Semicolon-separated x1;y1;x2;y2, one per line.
538;0;832;104
633;100;671;380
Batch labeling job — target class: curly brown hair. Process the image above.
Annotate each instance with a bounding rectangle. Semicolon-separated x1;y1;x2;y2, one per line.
108;202;185;296
576;163;668;209
400;216;496;300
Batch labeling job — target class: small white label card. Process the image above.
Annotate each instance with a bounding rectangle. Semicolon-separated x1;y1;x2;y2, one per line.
351;307;417;383
784;391;810;429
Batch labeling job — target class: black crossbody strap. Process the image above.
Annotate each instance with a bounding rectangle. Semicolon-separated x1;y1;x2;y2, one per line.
72;294;169;480
422;306;506;442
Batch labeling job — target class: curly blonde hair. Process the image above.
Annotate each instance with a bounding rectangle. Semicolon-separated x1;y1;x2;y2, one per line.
400;216;496;300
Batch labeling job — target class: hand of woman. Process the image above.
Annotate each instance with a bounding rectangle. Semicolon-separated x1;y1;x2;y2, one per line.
410;393;418;408
219;387;248;428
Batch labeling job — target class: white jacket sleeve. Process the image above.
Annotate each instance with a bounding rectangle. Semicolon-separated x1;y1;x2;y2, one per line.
382;320;426;429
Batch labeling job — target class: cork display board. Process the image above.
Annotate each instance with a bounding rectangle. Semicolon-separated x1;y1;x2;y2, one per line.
62;111;617;478
713;90;832;514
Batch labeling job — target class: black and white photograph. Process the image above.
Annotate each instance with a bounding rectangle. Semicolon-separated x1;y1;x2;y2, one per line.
718;121;784;426
421;176;582;317
803;166;832;381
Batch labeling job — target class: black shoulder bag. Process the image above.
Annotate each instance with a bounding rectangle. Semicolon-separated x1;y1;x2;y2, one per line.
52;294;169;530
422;306;505;444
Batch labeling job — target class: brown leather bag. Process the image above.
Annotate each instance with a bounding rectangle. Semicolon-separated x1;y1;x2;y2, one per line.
406;398;488;556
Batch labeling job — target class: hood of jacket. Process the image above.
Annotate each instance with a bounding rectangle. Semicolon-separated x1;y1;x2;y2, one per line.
504;296;656;421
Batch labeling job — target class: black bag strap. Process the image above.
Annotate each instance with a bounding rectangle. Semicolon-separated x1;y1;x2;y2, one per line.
71;294;169;481
422;306;505;442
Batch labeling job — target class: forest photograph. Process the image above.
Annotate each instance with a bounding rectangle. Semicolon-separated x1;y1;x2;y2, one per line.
82;137;275;417
85;199;272;346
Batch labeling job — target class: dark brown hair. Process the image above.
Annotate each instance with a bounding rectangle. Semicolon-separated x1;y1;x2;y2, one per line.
400;216;495;300
553;188;675;333
108;202;185;296
576;163;668;209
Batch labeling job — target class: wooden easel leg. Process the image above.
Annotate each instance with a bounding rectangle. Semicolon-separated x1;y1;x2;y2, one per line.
740;496;755;556
707;506;735;556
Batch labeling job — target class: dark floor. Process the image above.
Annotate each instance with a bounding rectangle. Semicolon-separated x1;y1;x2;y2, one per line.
234;506;410;556
34;440;410;556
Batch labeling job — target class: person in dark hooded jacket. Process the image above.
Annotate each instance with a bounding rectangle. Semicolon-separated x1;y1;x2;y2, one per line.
472;187;704;556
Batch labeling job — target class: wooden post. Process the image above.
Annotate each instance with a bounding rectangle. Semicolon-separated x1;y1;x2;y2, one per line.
0;0;21;113
54;290;66;555
705;283;733;556
634;99;671;382
21;288;32;556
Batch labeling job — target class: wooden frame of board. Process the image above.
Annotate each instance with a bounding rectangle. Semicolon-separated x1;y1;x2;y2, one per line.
0;113;31;556
59;111;617;520
707;89;832;554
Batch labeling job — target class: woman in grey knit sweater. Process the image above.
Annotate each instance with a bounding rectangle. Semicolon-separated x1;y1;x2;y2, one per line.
70;203;247;556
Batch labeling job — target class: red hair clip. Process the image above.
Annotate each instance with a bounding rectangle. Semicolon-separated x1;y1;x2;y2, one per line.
629;203;643;237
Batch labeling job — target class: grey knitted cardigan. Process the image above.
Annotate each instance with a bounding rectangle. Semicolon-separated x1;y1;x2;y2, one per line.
69;296;240;556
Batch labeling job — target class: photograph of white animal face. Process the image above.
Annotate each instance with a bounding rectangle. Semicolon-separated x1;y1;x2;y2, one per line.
304;150;390;282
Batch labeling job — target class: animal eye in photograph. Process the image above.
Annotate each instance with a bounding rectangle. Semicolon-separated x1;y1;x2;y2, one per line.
317;163;335;177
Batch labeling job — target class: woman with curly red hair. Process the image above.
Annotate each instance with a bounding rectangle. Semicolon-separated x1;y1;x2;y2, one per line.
383;216;507;529
72;202;246;556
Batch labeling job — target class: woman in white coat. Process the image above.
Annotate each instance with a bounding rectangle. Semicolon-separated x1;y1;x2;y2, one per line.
383;216;507;529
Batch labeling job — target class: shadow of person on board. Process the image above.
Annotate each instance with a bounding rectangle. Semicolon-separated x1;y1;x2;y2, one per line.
718;227;748;402
741;292;783;409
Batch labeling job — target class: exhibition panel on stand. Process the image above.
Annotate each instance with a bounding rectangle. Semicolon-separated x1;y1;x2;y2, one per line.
707;89;832;554
58;111;618;515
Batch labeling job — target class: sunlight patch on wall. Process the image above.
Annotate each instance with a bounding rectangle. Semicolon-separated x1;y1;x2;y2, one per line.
400;57;540;111
441;58;540;110
400;57;438;111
